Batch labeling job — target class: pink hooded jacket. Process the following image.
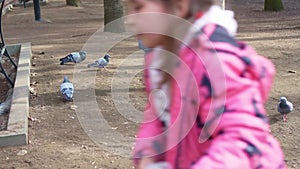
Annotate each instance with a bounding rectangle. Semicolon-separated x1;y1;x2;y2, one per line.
133;8;286;169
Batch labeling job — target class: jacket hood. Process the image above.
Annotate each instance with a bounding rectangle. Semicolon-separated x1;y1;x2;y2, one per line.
185;5;238;44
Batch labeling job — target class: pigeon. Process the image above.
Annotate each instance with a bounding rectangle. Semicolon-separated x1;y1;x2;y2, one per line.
60;76;74;101
0;88;13;115
59;51;87;65
87;54;110;68
277;96;293;122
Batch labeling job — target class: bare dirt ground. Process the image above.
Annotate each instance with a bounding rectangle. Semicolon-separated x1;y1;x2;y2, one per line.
0;0;299;168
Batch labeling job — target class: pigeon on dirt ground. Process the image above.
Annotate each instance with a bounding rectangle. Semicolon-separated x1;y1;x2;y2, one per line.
277;96;293;122
87;54;110;68
0;88;13;115
59;51;87;65
60;76;74;101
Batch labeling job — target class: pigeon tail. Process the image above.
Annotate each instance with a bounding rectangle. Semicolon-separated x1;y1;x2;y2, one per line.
62;89;73;101
63;94;73;101
88;63;102;68
60;54;74;65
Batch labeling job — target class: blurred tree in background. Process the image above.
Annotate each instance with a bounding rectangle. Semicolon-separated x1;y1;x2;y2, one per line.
103;0;125;33
264;0;284;11
66;0;81;7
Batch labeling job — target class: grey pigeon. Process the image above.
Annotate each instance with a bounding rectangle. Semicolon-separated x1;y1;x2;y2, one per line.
60;51;87;65
87;54;110;68
277;96;293;122
60;76;74;101
0;88;13;115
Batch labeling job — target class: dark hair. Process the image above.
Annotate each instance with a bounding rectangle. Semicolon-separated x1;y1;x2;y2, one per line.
189;0;216;15
160;0;216;19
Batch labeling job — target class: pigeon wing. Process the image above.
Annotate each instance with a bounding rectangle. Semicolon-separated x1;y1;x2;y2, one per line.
277;104;283;114
60;82;74;93
278;101;293;114
71;52;82;63
287;101;293;112
96;58;107;67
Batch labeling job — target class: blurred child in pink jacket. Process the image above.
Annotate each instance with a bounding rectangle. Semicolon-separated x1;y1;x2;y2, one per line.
128;0;286;168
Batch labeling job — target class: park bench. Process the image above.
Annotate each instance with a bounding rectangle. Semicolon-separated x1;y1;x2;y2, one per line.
0;0;17;86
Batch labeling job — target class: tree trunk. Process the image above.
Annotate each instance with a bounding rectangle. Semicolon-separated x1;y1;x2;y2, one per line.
66;0;81;7
103;0;125;33
264;0;284;11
